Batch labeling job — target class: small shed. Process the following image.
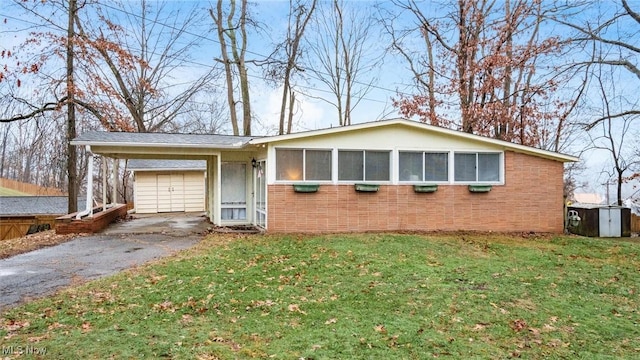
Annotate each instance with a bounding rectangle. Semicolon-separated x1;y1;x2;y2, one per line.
128;159;206;214
568;204;632;237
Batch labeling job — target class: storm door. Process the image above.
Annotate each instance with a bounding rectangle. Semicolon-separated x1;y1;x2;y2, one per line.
221;163;247;221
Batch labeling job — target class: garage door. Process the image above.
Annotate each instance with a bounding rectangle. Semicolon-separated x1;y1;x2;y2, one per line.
135;172;204;214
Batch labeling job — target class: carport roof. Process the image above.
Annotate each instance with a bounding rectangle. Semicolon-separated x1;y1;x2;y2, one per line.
72;131;257;148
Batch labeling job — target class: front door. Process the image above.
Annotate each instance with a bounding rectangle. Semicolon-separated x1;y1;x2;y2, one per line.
221;163;247;221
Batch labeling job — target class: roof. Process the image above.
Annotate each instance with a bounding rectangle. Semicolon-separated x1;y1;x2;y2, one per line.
573;193;604;205
127;159;206;171
0;196;86;216
72;131;256;149
72;119;579;163
250;118;579;163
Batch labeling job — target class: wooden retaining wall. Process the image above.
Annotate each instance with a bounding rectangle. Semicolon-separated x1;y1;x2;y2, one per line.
0;215;59;241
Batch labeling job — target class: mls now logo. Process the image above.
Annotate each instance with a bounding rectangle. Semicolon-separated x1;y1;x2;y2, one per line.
2;346;47;355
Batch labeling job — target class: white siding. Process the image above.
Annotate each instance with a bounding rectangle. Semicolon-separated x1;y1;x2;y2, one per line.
183;172;206;212
135;173;162;214
134;171;205;213
267;125;501;151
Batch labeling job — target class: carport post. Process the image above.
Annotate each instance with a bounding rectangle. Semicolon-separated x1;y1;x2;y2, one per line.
206;154;221;225
112;158;119;206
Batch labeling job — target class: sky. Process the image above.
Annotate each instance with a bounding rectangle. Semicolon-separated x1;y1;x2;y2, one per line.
0;0;638;204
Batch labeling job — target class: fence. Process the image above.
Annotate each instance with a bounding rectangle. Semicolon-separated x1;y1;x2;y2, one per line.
0;215;59;241
0;178;66;196
632;214;640;233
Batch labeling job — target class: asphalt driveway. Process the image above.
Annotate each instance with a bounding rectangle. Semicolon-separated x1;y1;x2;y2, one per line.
0;213;208;310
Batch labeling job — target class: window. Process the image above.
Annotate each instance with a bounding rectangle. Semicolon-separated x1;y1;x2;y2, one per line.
338;150;390;181
454;152;501;182
399;151;449;182
276;148;331;181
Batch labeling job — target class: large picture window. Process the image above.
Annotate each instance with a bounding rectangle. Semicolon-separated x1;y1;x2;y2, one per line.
338;150;390;181
399;151;448;182
454;152;501;182
276;148;332;181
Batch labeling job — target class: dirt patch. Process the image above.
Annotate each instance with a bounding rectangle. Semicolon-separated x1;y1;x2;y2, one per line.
0;230;78;259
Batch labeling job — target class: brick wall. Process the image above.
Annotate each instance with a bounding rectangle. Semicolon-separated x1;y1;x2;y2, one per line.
267;151;565;233
55;204;128;235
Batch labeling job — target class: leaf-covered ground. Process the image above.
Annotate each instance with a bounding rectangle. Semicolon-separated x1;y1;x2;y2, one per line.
1;233;639;359
0;230;77;259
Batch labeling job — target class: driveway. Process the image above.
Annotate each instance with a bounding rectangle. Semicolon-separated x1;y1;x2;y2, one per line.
0;213;209;310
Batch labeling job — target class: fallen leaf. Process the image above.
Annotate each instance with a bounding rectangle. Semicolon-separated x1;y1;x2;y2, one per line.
287;304;307;315
324;318;337;325
511;319;527;332
473;323;487;331
374;324;387;334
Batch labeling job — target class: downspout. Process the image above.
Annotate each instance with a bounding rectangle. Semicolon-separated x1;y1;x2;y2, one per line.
76;145;94;219
112;158;119;207
102;157;108;211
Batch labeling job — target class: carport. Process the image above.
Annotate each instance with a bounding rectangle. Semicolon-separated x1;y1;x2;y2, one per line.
71;132;265;229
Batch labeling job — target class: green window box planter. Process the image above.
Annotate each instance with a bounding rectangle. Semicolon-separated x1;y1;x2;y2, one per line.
293;184;320;193
414;184;438;193
355;183;379;192
468;184;492;193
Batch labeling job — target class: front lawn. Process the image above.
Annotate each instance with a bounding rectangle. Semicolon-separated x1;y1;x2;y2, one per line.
1;233;639;359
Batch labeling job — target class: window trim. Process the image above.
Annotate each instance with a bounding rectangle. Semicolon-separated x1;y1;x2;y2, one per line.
398;150;450;183
453;151;503;184
274;147;333;183
337;149;392;183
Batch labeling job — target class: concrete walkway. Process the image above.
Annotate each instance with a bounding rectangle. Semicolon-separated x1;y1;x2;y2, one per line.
0;213;209;310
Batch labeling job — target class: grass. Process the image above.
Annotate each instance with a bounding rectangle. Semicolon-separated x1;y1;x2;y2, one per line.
0;186;28;196
1;233;639;359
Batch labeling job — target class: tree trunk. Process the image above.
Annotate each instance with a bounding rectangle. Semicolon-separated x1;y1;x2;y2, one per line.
211;1;239;136
67;0;78;213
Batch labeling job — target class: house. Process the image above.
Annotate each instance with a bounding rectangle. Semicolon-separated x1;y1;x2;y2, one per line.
127;159;206;214
71;118;578;233
572;192;604;205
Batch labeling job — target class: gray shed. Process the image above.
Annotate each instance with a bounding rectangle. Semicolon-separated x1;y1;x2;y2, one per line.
567;204;631;237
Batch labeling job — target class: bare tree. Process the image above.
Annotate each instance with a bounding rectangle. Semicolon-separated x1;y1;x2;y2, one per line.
1;0;217;211
556;0;640;130
73;0;217;133
588;64;639;206
384;0;580;149
210;0;253;136
307;0;380;126
265;0;317;135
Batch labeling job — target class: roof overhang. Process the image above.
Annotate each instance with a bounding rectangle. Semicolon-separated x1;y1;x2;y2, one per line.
249;118;579;163
71;132;257;159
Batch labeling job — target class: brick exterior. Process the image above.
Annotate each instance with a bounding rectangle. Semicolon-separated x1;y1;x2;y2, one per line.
267;151;565;233
55;204;128;235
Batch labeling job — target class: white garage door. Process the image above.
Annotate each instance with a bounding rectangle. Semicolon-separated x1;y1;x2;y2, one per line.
135;172;205;214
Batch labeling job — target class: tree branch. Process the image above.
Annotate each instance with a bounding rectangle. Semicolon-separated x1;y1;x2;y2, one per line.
0;96;68;123
585;110;640;130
